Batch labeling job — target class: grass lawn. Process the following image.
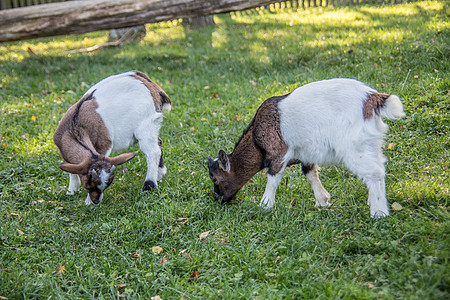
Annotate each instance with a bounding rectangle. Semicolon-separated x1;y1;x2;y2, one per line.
0;1;448;299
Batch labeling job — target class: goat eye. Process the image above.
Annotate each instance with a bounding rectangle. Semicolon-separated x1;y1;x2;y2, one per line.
212;178;217;184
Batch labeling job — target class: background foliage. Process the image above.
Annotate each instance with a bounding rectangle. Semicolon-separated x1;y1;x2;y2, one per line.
0;1;448;299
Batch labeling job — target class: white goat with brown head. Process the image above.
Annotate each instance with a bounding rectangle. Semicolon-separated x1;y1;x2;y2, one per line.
54;71;171;205
208;78;405;218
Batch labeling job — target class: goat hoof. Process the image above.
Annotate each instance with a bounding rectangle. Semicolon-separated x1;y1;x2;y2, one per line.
371;210;390;219
143;180;156;191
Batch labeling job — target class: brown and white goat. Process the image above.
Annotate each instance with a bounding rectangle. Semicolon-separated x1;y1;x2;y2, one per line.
208;78;405;218
54;71;171;205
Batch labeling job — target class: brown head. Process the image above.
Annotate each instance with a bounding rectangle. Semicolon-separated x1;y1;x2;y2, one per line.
59;152;136;204
207;150;245;204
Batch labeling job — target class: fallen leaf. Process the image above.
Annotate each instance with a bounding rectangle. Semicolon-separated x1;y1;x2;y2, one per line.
132;253;140;258
190;271;199;280
177;218;188;225
56;263;65;274
387;143;396;150
118;293;126;298
17;229;24;235
31;115;37;122
114;283;127;288
151;296;162;300
180;297;189;300
366;282;375;289
159;257;168;266
152;246;163;255
391;202;403;211
236;114;241;121
0;296;9;300
27;47;36;55
199;231;211;241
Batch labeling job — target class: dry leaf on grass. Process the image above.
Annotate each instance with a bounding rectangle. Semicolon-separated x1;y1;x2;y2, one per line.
189;271;199;281
199;231;211;241
151;296;162;300
391;202;403;211
159;257;168;266
152;246;163;255
387;143;396;150
132;253;140;258
56;263;65;274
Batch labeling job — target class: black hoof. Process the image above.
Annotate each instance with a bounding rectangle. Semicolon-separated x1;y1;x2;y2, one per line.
143;180;156;191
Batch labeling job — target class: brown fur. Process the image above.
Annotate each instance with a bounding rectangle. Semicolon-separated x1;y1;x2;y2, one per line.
363;92;390;119
132;71;171;112
208;94;291;202
53;93;112;164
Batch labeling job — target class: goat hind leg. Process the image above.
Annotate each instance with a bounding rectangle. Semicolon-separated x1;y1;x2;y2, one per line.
365;176;389;218
141;141;161;191
302;164;330;207
157;138;167;181
345;154;389;218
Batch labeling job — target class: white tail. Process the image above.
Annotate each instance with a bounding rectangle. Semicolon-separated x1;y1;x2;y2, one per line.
380;95;405;120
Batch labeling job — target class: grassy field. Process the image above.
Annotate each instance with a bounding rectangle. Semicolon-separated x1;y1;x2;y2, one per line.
0;1;448;299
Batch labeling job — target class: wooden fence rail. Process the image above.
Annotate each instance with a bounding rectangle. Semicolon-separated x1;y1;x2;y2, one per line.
0;0;415;10
0;0;420;43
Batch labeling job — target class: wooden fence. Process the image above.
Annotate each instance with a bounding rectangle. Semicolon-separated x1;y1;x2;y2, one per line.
0;0;415;10
0;0;70;10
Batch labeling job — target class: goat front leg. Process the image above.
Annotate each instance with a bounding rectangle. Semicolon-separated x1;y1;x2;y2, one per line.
67;173;81;195
302;164;330;207
260;168;285;209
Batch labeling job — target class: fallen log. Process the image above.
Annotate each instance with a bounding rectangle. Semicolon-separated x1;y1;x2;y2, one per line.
0;0;279;43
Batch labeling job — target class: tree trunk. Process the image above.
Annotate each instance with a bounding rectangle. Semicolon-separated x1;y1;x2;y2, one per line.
0;0;279;43
184;15;216;29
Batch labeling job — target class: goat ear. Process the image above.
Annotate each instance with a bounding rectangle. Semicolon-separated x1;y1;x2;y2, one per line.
60;161;89;174
108;152;136;166
217;150;230;172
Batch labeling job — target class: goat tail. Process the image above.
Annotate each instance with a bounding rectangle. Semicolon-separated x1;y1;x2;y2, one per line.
162;102;171;114
379;95;405;120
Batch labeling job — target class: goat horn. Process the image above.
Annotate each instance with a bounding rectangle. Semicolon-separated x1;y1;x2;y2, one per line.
110;165;115;174
91;169;99;180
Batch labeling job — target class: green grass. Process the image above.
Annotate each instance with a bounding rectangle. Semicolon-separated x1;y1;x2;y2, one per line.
0;1;448;299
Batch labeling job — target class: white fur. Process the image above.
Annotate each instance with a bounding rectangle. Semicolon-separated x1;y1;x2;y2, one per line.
98;169;109;191
66;71;170;201
67;173;80;195
305;165;330;207
261;78;404;218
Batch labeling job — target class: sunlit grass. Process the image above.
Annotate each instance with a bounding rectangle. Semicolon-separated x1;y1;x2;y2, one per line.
0;1;449;299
